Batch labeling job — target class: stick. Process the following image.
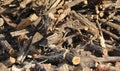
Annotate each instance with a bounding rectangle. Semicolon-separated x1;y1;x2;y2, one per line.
99;19;120;33
102;29;120;40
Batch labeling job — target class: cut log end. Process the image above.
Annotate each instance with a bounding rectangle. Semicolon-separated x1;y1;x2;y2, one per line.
72;56;80;65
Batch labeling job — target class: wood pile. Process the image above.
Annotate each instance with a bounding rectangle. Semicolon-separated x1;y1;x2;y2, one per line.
0;0;120;71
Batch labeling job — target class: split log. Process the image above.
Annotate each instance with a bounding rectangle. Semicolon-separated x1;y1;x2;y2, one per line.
10;29;29;37
0;34;14;55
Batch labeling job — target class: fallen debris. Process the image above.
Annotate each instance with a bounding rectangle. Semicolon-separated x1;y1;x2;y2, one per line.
0;0;120;71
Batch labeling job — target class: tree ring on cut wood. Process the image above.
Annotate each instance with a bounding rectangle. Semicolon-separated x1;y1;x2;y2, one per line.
72;56;80;65
66;53;80;65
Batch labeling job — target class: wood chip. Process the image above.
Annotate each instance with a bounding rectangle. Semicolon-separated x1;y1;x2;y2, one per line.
32;32;43;44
